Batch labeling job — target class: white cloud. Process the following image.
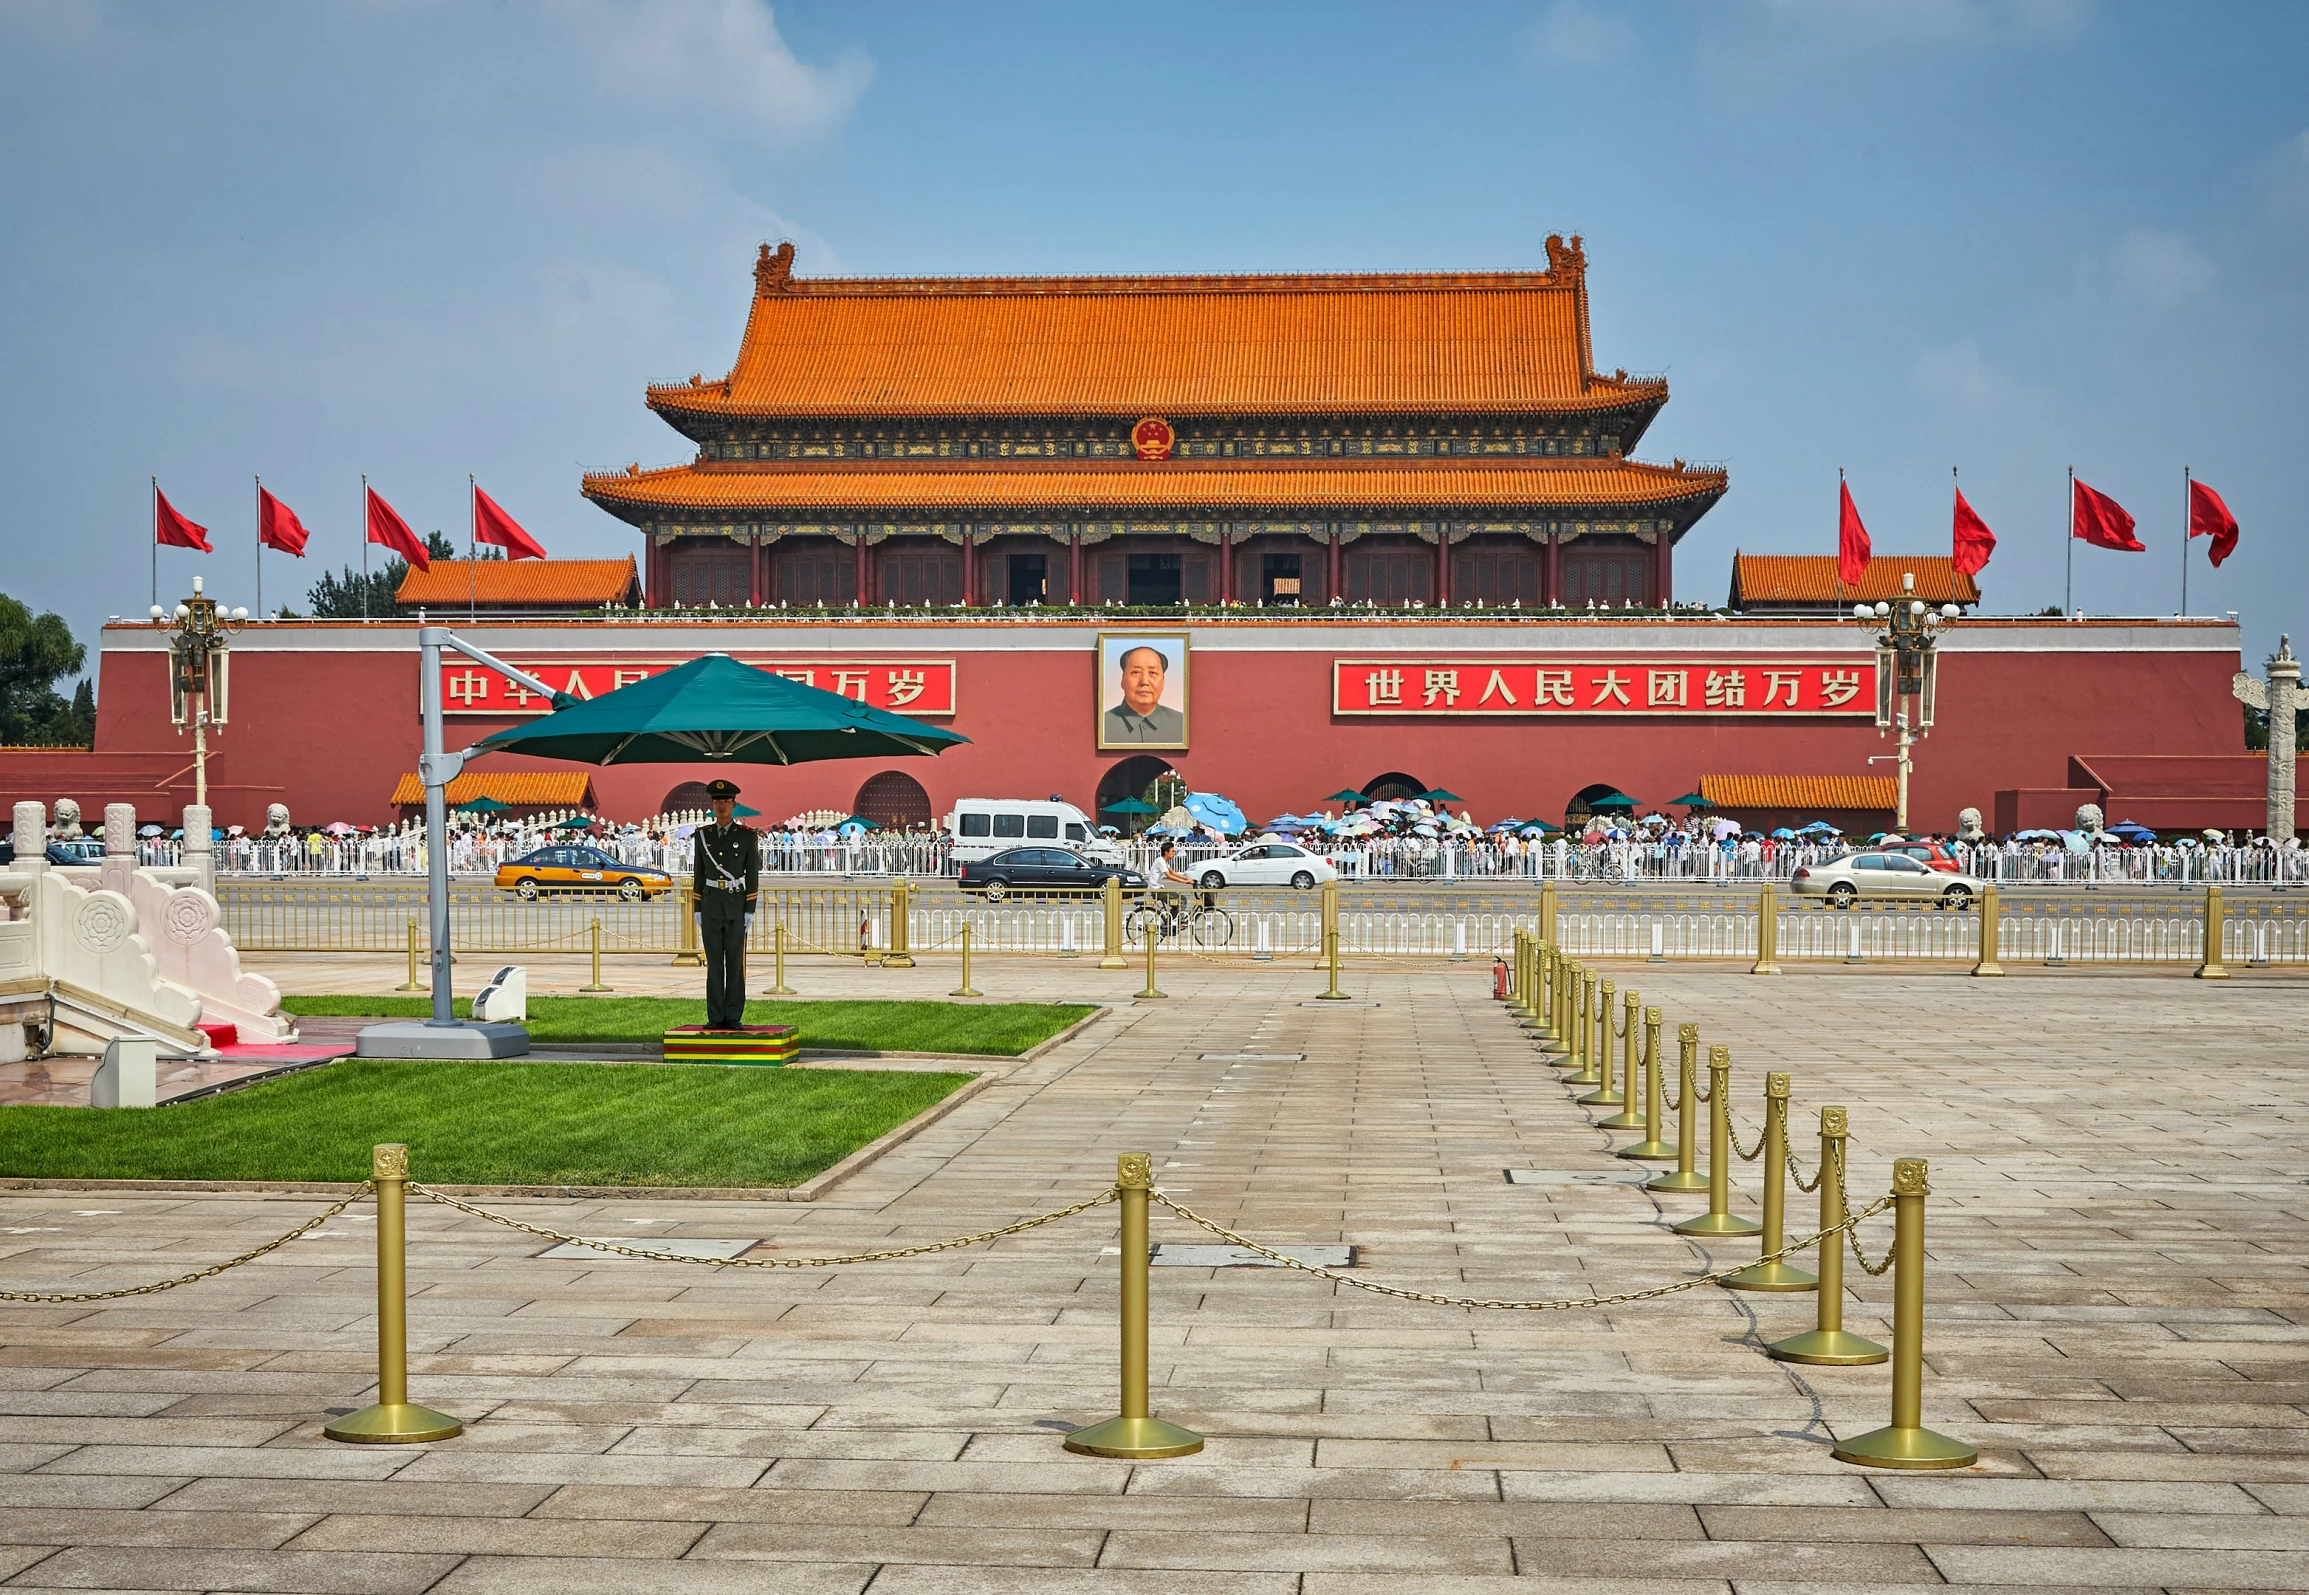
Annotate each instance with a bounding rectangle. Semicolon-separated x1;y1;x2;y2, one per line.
1754;0;2090;44
2105;227;2213;307
1523;1;1640;68
1914;337;2031;411
562;0;873;140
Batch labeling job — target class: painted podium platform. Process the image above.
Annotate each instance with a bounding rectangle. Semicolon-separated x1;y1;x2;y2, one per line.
662;1025;799;1066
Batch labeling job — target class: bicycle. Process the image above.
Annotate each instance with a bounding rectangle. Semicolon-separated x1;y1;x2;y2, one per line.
1123;894;1234;948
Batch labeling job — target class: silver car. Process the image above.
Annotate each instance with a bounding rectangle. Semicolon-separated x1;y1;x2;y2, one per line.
1790;851;1982;909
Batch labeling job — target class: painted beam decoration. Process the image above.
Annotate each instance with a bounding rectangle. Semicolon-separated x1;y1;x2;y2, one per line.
441;659;957;716
1332;658;1877;716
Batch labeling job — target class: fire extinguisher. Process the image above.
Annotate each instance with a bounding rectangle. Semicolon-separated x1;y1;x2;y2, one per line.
1492;958;1509;1000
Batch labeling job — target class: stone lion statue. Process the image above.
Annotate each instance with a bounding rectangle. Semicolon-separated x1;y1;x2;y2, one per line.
2075;802;2105;835
1956;807;1986;843
52;798;82;839
263;803;292;839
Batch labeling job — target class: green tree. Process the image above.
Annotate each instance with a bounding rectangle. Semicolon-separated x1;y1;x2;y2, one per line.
304;531;489;618
0;594;90;746
2244;703;2309;753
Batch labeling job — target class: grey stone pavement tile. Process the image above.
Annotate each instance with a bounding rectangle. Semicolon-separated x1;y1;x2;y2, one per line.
0;957;2304;1591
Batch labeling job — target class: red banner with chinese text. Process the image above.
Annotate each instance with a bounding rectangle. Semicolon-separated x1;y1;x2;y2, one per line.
1332;658;1877;716
441;659;957;717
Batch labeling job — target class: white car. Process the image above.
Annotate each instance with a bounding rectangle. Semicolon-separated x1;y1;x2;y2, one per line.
1791;852;1984;908
1194;842;1337;891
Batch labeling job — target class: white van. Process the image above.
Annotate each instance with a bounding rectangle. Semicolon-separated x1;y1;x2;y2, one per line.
945;798;1122;865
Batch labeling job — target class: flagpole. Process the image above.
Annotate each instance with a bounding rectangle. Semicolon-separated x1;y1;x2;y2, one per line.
468;474;477;624
150;476;158;608
2181;466;2191;616
361;473;370;622
254;474;263;621
1834;466;1845;614
2064;467;2074;616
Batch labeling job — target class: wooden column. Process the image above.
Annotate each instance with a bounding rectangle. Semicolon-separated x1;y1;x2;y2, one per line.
1068;532;1082;605
962;534;976;607
1654;532;1673;608
1544;531;1561;606
1219;532;1233;605
853;534;870;606
748;536;765;607
1435;533;1451;607
1327;530;1342;603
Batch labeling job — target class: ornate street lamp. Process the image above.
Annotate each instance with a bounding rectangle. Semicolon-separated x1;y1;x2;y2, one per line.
148;576;247;812
1853;575;1960;835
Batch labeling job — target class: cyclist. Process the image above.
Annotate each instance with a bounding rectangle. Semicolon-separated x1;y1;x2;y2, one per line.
1154;840;1197;934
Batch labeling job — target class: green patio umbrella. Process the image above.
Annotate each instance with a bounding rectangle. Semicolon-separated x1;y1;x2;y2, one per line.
1324;788;1366;804
547;814;599;829
1419;788;1465;804
1667;791;1712;808
1101;796;1160;815
470;653;970;766
455;796;513;813
1585;793;1639;812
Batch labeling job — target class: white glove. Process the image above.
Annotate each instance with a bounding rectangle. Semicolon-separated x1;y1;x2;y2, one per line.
744;913;754;932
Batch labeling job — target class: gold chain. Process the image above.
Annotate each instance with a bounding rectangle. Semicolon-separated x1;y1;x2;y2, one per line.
1149;1189;1890;1311
1837;1147;1899;1276
1728;1110;1769;1163
0;1187;373;1303
1788;1142;1826;1194
410;1183;1117;1266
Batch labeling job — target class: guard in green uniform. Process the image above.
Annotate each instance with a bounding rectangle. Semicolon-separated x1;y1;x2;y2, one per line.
692;779;761;1029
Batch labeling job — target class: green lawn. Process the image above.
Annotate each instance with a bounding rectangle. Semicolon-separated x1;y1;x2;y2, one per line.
279;996;1089;1056
0;1059;976;1187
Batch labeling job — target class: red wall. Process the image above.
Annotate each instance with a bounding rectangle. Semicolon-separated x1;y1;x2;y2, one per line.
42;618;2246;836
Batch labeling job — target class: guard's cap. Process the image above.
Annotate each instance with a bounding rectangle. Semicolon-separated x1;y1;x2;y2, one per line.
706;779;741;800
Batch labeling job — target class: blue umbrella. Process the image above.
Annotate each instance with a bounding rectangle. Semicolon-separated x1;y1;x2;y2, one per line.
1183;792;1247;835
1771;827;1799;840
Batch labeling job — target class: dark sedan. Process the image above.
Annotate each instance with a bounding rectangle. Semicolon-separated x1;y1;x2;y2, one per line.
957;847;1145;900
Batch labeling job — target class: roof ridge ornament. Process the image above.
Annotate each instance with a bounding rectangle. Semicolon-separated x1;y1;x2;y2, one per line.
756;240;797;298
1543;233;1587;282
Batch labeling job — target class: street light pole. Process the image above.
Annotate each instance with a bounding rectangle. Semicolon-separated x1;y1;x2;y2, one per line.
151;577;246;874
1855;577;1956;838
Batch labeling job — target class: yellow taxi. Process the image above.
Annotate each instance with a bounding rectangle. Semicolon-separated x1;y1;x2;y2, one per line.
494;844;673;902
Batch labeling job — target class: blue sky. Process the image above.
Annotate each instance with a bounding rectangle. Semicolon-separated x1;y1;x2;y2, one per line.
3;0;2303;674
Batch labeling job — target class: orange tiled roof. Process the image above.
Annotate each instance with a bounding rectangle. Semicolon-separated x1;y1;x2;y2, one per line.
1730;555;1979;606
583;457;1726;516
646;238;1662;419
1699;776;1898;811
388;772;596;807
395;558;639;608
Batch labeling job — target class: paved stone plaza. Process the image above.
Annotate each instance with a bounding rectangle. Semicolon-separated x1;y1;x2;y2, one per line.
2;953;2305;1592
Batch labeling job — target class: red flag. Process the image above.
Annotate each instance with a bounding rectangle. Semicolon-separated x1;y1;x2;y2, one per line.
365;486;429;569
257;488;310;556
1837;480;1871;588
1952;487;1996;577
2188;478;2239;568
155;488;211;552
472;486;547;560
2072;477;2144;552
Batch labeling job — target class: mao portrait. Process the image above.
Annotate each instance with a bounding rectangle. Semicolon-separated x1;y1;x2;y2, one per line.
1095;633;1189;750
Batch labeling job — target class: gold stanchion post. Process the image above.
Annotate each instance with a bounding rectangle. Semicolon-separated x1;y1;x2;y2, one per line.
1620;1005;1676;1160
1139;916;1165;999
2197;884;2230;979
952;924;983;998
1970;883;2004;977
1770;1107;1888;1365
673;884;703;967
325;1145;461;1445
580;914;612;992
1598;991;1644;1127
1533;940;1559;1043
1538;878;1557;948
1751;883;1781;975
884;878;915;968
1648;1022;1709;1192
1578;979;1624;1106
1098;876;1127;969
395;916;423;992
1563;965;1599;1079
766;922;796;996
1725;1071;1818;1291
1064;1153;1204;1459
1675;1046;1760;1236
1831;1159;1977;1469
